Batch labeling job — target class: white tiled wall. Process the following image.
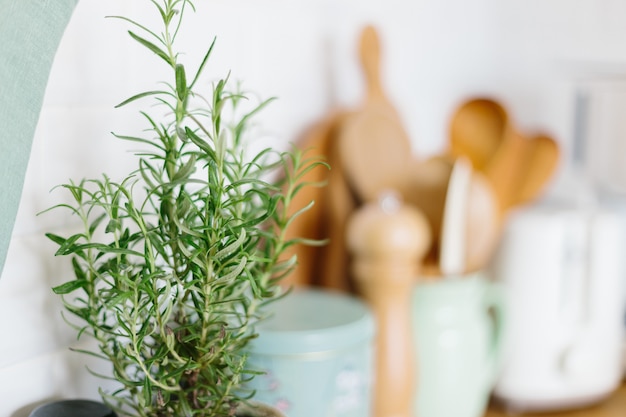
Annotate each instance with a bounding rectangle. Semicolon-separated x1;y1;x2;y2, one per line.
3;0;626;414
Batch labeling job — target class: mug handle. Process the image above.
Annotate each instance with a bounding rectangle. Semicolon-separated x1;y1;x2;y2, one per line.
482;282;506;390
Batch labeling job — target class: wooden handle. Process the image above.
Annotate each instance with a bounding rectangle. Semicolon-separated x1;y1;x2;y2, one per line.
347;193;431;417
360;25;384;101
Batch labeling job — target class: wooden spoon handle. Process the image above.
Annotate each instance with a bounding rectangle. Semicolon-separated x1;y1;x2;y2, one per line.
360;25;384;100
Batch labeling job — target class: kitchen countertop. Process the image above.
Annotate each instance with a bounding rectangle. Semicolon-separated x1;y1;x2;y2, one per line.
484;382;626;416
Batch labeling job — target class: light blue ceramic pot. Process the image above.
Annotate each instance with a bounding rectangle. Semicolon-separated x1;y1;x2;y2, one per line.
246;288;375;417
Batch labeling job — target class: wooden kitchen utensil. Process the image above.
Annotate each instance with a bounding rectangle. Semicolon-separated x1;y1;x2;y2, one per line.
403;155;501;275
402;155;455;266
448;97;560;215
483;128;529;213
449;98;509;171
317;111;359;292
280;109;362;292
440;157;472;276
511;132;560;207
465;170;501;272
484;130;560;213
347;192;431;417
338;25;413;203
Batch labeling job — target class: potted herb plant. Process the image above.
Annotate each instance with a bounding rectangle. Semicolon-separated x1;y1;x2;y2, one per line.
43;1;323;416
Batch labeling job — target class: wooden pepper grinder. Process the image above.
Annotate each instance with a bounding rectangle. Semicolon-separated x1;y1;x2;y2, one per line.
346;191;432;417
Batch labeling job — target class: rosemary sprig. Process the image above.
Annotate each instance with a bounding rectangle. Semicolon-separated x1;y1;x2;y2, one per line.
43;1;327;416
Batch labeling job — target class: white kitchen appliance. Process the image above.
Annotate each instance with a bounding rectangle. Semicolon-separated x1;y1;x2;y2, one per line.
490;89;626;412
491;200;625;412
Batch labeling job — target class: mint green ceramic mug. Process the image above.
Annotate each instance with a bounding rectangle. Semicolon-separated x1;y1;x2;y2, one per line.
412;273;505;417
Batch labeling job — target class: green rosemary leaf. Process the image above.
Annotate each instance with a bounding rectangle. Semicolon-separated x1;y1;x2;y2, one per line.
216;257;247;283
175;64;187;101
111;132;167;152
67;265;87;291
87;213;106;236
148;0;168;23
233;97;277;140
74;243;143;257
114;90;168;108
106;15;162;46
45;232;68;246
184;127;217;161
69;348;110;362
177;242;206;270
105;291;133;308
128;30;172;65
142;377;153;407
52;279;88;295
172;154;196;181
214;229;247;261
54;234;83;256
284;200;315;229
189;37;216;89
147;232;168;260
105;219;122;234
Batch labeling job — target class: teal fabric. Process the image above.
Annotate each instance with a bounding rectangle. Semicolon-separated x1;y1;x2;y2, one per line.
0;0;78;276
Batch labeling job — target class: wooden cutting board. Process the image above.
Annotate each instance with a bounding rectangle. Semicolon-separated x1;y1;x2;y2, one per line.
280;110;357;291
337;25;413;204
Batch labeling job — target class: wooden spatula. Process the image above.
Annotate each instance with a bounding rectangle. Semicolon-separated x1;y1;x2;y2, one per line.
483;128;529;213
403;155;501;275
512;133;560;207
439;157;472;276
338;25;413;203
484;130;560;213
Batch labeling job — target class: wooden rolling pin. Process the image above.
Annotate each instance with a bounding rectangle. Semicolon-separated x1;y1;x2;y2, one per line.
346;192;432;417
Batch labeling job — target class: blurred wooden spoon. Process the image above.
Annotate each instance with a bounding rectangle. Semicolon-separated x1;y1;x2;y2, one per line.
449;98;509;171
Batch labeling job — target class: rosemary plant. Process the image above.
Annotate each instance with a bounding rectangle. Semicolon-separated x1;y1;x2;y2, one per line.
44;1;324;416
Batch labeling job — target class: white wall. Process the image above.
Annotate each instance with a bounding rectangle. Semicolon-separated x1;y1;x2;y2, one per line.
3;0;626;414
